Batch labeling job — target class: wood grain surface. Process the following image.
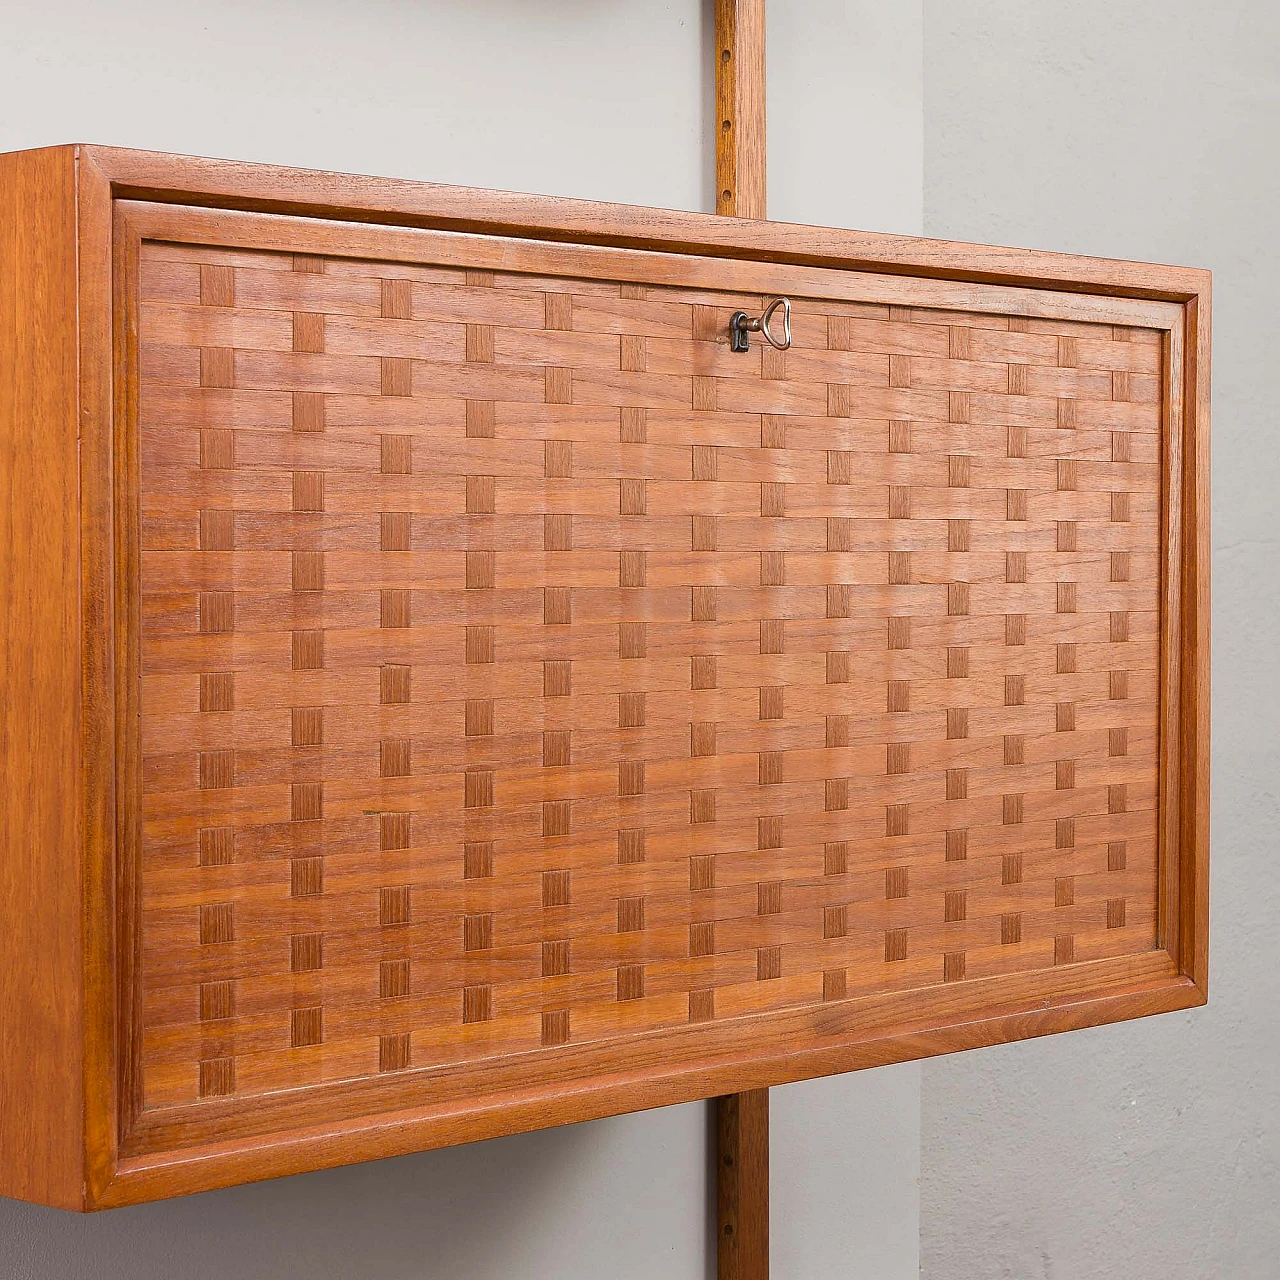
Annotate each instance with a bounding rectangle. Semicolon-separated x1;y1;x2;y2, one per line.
715;0;767;219
128;204;1166;1128
80;145;1209;301
713;2;769;1257
718;1089;769;1279
0;143;85;1212
0;146;1209;1209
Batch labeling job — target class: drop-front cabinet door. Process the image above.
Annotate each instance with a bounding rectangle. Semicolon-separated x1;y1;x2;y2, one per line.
116;198;1189;1182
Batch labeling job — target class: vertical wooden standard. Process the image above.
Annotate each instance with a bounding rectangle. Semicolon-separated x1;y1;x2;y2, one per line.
714;0;767;219
715;2;770;1276
717;1089;770;1280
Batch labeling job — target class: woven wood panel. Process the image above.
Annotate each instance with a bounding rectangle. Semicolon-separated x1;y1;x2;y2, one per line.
136;237;1162;1112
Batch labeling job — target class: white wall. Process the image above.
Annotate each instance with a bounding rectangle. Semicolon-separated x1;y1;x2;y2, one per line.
3;0;712;209
921;3;1280;1276
768;2;922;232
0;3;924;1277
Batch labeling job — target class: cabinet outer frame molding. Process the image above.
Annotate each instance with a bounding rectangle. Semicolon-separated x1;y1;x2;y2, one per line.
0;145;1209;1211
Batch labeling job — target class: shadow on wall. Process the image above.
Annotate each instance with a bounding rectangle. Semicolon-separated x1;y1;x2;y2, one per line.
0;1103;713;1280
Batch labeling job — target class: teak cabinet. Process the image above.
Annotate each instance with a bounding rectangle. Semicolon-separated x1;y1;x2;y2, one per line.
0;145;1209;1210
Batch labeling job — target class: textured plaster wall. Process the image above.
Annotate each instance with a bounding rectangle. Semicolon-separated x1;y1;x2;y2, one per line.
0;2;923;1277
921;3;1279;1276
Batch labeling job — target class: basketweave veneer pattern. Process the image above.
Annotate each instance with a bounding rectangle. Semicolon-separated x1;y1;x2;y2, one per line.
136;238;1162;1109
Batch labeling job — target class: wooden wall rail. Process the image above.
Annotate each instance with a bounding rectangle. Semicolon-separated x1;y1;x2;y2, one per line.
715;3;770;1274
715;0;767;220
717;1089;770;1280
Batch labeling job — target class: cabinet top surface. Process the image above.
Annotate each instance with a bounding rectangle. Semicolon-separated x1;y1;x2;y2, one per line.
22;142;1211;300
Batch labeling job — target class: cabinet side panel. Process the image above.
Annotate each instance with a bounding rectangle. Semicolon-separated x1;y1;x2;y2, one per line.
0;146;86;1209
80;151;120;1206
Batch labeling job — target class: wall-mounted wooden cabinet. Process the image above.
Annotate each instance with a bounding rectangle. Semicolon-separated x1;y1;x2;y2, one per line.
0;145;1209;1210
